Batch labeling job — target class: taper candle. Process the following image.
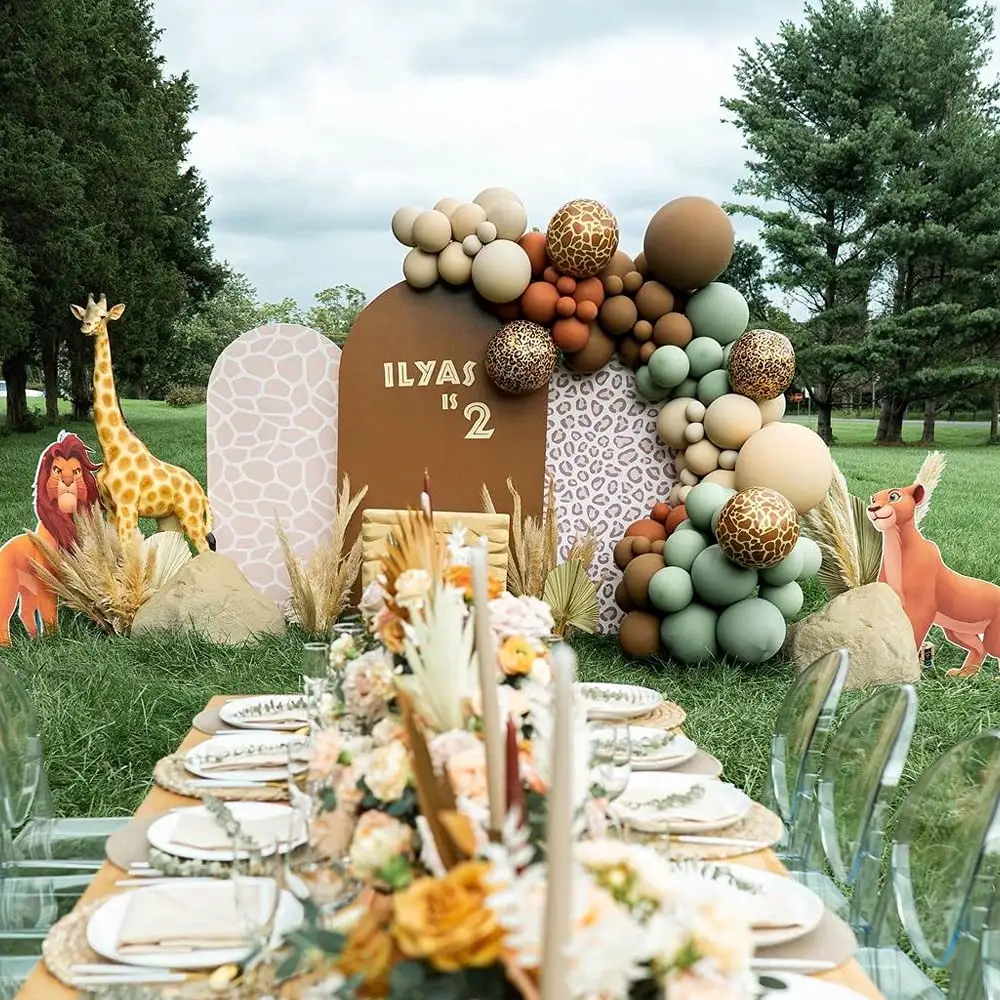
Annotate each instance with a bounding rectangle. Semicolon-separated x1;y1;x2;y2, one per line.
540;643;575;1000
469;546;506;834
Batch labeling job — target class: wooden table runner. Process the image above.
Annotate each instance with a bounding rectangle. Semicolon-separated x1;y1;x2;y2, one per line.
15;696;885;999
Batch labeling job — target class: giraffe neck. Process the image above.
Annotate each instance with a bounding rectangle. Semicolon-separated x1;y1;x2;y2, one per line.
91;329;134;460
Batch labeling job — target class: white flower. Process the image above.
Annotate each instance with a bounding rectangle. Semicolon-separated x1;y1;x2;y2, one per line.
528;682;590;821
428;729;482;774
329;633;356;667
576;840;676;902
363;740;410;802
348;811;412;880
371;715;405;746
343;648;396;726
394;568;433;613
445;526;472;566
529;655;551;686
488;593;555;644
359;578;386;619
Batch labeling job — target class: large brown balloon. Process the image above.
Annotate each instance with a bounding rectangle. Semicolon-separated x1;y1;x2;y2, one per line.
615;579;636;612
623;552;666;607
643;197;735;291
599;295;638;336
564;325;616;372
619;610;662;658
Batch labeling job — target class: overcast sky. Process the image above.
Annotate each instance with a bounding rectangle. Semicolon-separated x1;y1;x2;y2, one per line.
148;0;850;309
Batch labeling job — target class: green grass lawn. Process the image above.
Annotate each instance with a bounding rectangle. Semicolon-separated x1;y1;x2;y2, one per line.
1;402;1000;829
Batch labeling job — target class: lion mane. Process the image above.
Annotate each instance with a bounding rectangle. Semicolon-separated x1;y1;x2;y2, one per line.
32;431;102;551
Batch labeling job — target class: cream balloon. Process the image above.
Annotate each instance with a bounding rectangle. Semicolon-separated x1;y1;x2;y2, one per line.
474;187;523;213
679;467;699;487
685;400;706;422
470;239;532;303
703;394;763;450
669;483;684;506
412;210;452;253
462;235;483;257
678;484;692;504
685;438;721;476
674;451;688;473
656;397;694;450
703;469;737;489
487;199;528;241
391;206;422;247
684;422;705;444
437;241;473;285
735;422;834;514
451;203;488;241
434;196;463;217
476;220;498;244
402;248;439;288
718;450;739;471
758;394;787;424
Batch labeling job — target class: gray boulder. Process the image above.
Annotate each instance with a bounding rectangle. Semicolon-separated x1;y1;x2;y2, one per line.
132;551;285;644
783;582;919;690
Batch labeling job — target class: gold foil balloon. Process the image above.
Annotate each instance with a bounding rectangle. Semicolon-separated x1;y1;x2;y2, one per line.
715;487;801;570
726;329;796;403
484;320;559;395
545;199;620;278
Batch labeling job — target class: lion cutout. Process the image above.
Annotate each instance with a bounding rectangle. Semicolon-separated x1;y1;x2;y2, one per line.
0;431;102;645
867;451;1000;677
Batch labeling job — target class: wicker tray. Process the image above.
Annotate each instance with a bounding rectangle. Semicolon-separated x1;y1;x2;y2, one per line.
153;754;288;802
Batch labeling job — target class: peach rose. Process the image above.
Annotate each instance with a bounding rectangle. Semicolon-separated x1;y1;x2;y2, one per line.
444;744;488;804
338;893;398;997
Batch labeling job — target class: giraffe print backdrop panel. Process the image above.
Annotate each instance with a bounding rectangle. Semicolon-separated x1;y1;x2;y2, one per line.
207;324;341;606
546;358;677;633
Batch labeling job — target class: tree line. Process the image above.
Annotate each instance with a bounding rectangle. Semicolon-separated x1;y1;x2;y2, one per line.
721;0;1000;445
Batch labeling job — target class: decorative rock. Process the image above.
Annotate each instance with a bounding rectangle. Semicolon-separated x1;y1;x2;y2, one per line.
131;552;286;644
783;583;920;690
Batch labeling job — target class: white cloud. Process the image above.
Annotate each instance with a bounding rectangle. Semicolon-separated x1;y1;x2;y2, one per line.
150;0;806;306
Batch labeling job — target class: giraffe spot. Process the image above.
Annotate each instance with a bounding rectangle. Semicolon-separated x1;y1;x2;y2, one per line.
136;454;149;468
171;476;181;488
124;468;138;484
127;440;141;452
101;392;114;408
182;480;194;493
159;484;171;499
120;487;137;504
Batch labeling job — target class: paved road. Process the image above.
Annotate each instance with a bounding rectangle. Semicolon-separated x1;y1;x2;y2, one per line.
787;416;992;429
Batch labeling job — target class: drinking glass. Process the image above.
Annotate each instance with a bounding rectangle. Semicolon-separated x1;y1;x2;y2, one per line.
590;722;632;837
230;833;284;968
301;641;332;728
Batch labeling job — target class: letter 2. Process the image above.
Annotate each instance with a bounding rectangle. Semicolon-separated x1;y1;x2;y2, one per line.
463;401;495;440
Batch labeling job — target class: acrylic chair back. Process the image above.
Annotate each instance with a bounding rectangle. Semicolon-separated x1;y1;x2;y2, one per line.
816;684;917;939
764;648;849;858
0;665;46;838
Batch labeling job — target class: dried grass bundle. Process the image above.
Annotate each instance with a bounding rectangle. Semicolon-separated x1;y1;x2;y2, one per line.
30;507;189;635
482;477;557;597
915;451;947;528
277;474;368;636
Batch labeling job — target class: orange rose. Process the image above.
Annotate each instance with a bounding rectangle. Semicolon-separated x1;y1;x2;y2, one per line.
498;636;534;677
338;894;399;997
443;564;503;600
392;861;504;971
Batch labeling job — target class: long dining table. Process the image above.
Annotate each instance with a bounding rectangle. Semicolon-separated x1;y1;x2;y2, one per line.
16;696;886;999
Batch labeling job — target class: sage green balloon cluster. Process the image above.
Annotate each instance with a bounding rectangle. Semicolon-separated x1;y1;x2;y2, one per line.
634;282;748;407
647;482;823;665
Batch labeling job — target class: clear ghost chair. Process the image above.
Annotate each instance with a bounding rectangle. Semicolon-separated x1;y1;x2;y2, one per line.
857;730;1000;1000
0;954;39;999
982;885;1000;999
761;648;849;867
0;663;126;938
791;684;917;923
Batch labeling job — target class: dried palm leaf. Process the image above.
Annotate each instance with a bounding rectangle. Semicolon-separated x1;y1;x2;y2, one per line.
914;450;947;528
544;559;599;636
851;494;884;586
803;460;862;598
146;531;193;590
565;529;598;571
277;475;368;636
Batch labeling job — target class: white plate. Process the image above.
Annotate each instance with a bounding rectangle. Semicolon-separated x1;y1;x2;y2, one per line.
219;694;309;732
576;682;662;720
184;731;306;783
755;972;868;998
146;802;308;862
611;771;752;833
671;862;824;948
627;727;698;770
86;879;303;970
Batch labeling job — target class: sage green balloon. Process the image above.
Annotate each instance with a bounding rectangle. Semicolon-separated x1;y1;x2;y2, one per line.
690;545;758;606
723;342;734;368
664;529;710;571
685;337;725;379
759;581;804;618
794;536;823;579
685;482;736;532
760;546;805;587
717;597;787;663
675;377;699;399
635;365;670;402
648;345;691;389
648;566;694;614
685;282;750;346
660;602;719;664
673;519;697;532
697;368;731;405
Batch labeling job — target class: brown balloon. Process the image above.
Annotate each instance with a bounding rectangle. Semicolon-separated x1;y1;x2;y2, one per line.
634;252;649;277
639;341;656;363
643;197;735;291
635;281;675;321
564;325;616;372
599;295;638;336
631;536;652;556
613;536;637;570
599;249;635;281
651;539;665;554
619;610;662;658
619;335;642;369
615;580;636;613
622;271;644;294
633;320;653;343
623;551;666;607
603;275;624;296
653;312;693;348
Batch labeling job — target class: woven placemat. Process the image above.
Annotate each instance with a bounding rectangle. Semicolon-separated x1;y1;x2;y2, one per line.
154;754;288;802
43;899;105;988
627;802;785;861
633;700;686;731
193;702;237;735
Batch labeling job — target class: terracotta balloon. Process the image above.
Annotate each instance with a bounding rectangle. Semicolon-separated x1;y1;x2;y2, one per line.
556;296;577;318
643;197;735;291
574;276;605;306
664;505;688;535
518;231;549;276
651;502;671;522
576;300;599;323
563;325;616;372
625;518;667;542
543;266;559;284
552;317;590;352
520;281;559;324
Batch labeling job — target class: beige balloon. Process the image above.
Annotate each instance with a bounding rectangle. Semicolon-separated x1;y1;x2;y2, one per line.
656;397;694;450
677;484;693;504
673;450;688;473
391;206;422;247
669;483;685;506
487;199;528;241
679;467;699;487
758;394;788;424
474;186;522;213
718;449;739;471
451;203;488;241
476;220;498;244
734;422;834;514
685;438;721;476
412;210;452;253
462;234;483;257
684;422;705;444
703;393;764;450
470;239;532;303
434;196;463;217
402;247;439;288
703;469;737;490
437;241;473;285
685;399;706;422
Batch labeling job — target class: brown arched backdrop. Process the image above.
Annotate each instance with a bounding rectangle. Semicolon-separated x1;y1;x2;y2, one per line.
339;282;549;577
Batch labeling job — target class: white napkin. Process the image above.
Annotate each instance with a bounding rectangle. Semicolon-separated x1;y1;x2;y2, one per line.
744;888;812;930
116;882;260;953
168;811;301;852
237;706;308;727
619;785;741;823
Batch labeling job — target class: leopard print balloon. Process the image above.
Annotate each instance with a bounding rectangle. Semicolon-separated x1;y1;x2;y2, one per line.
726;329;795;403
715;487;800;569
485;320;559;395
545;199;620;278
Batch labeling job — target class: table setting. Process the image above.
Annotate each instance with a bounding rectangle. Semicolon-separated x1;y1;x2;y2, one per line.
25;504;883;1000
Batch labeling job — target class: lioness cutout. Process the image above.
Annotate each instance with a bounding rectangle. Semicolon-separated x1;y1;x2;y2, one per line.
867;481;1000;677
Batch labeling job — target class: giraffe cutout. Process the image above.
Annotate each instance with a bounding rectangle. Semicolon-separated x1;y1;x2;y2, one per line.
69;293;217;553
